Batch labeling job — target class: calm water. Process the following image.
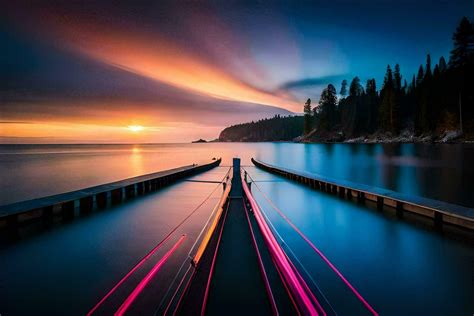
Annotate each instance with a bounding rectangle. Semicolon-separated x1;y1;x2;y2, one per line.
0;143;473;315
1;143;474;206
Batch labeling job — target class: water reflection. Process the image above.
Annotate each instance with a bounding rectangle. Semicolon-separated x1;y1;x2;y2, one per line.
1;143;474;207
130;146;144;175
247;167;474;315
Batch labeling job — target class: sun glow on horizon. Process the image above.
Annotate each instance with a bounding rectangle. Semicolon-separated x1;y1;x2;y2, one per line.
127;125;144;132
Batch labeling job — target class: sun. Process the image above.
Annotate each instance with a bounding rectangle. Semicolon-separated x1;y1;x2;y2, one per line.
127;125;144;132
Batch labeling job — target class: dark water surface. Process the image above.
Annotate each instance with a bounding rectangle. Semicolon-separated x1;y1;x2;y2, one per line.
246;166;474;315
1;143;474;207
0;143;473;315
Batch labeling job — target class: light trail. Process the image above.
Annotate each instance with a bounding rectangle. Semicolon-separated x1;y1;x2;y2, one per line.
115;235;187;316
200;203;229;316
249;173;378;316
242;176;322;315
88;168;230;315
243;199;279;315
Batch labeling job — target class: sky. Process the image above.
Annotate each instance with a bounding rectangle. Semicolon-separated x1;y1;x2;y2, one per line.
1;1;473;143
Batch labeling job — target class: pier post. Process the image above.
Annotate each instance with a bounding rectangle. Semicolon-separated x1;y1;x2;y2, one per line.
42;205;54;223
136;182;144;195
377;196;384;211
357;191;365;203
80;196;93;214
125;184;136;199
434;211;443;228
111;188;123;205
396;201;403;217
96;192;108;209
346;189;352;199
62;201;75;220
338;187;345;197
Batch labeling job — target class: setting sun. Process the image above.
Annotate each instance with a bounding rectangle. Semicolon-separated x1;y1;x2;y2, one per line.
127;125;144;132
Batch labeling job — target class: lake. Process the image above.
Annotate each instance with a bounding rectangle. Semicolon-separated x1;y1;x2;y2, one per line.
1;143;474;207
0;143;473;315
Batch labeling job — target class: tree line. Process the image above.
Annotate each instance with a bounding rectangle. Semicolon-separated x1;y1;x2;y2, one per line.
219;115;304;141
304;17;474;139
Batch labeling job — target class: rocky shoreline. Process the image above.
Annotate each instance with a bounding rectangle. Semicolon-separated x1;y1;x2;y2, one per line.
295;129;473;144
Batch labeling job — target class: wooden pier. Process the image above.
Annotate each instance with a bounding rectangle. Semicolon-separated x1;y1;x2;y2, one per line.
0;158;221;230
251;158;474;230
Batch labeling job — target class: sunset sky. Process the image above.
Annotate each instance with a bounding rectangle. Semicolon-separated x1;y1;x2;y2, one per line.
2;1;472;143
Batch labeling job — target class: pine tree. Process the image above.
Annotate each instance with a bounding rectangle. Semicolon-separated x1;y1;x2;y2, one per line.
319;84;338;130
303;98;312;135
416;65;424;86
439;56;447;72
425;54;432;78
340;79;348;97
433;64;440;77
366;79;378;132
366;79;377;96
349;77;364;96
379;65;399;133
394;64;402;91
449;17;474;68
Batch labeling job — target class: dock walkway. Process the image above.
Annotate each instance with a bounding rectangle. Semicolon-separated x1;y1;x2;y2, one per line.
0;159;221;229
252;158;474;230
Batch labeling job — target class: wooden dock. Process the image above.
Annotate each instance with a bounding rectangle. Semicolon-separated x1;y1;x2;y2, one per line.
0;158;221;230
251;158;474;230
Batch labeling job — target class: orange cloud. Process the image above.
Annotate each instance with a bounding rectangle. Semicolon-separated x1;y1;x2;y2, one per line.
36;12;301;112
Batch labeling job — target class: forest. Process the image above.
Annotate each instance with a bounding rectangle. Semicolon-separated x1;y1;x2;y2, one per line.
218;115;303;142
305;16;474;141
219;17;473;143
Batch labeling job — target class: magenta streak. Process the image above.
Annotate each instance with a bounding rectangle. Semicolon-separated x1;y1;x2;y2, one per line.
88;180;225;316
115;235;187;316
242;177;320;315
270;254;301;316
87;233;174;316
257;187;378;316
243;200;279;316
200;205;229;316
287;254;326;316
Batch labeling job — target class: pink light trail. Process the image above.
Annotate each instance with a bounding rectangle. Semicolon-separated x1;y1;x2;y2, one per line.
253;180;378;316
115;235;187;316
242;176;321;315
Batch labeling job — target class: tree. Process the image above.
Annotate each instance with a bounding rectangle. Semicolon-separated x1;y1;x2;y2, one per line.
416;65;424;86
303;98;312;135
425;54;432;78
394;64;402;91
449;17;474;68
318;84;338;130
439;56;447;72
349;77;364;96
366;79;377;96
340;79;348;97
379;65;399;133
365;78;378;132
